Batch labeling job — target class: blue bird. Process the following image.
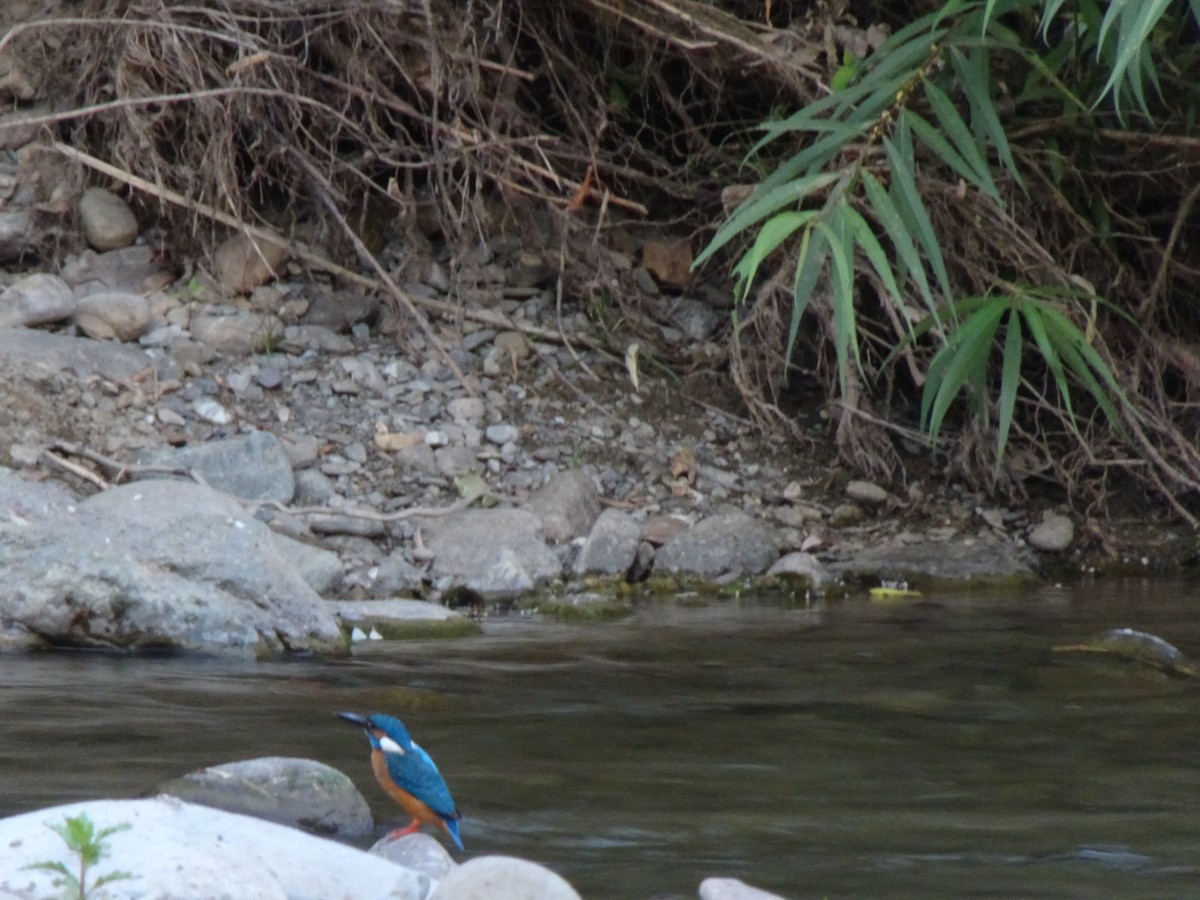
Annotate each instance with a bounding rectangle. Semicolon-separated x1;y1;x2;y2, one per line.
337;711;463;851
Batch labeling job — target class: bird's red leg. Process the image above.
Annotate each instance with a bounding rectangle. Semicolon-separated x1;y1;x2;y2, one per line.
387;819;422;839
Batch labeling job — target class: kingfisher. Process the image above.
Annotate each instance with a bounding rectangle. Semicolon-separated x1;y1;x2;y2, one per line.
337;711;464;851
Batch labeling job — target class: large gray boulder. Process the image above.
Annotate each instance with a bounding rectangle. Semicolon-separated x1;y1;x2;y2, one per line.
419;508;561;600
156;757;372;839
0;479;346;655
655;512;780;578
0;797;429;900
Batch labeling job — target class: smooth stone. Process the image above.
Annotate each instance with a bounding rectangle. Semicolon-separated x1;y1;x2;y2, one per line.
75;290;153;341
79;186;139;250
1029;512;1075;551
430;855;581;900
155;756;372;839
0;798;428;899
191;311;284;356
484;423;519;445
766;551;833;588
845;479;889;505
699;877;788;900
213;229;289;294
0;272;75;328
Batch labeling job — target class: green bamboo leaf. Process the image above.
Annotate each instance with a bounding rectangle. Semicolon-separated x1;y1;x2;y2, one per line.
730;210;817;301
844;205;905;324
1095;0;1170;117
920;81;1000;198
1019;300;1075;421
950;47;1024;188
861;170;938;317
815;208;859;395
785;225;829;371
904;110;997;200
923;302;1006;441
694;171;839;268
995;307;1023;472
1037;0;1070;39
1035;303;1128;431
884;133;952;299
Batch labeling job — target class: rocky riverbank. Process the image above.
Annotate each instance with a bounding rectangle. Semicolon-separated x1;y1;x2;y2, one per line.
0;183;1185;652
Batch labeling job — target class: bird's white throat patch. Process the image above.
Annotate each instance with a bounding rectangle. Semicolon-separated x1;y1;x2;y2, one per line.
378;735;406;755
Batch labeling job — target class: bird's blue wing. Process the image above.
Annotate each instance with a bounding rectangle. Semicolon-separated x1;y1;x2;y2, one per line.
385;741;459;819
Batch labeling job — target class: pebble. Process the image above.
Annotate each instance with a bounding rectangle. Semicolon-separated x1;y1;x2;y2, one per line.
192;398;233;425
485;423;519;445
845;480;888;505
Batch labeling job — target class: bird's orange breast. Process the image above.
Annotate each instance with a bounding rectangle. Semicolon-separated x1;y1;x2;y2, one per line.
370;747;445;828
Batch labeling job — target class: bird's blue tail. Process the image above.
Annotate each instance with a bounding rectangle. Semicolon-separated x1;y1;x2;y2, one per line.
443;816;464;851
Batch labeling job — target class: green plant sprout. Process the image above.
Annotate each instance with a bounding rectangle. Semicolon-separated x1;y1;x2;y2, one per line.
24;813;134;900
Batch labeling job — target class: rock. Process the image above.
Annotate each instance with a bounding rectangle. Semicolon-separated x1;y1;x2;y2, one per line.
493;330;531;360
766;551;833;588
0;272;75;328
192;396;233;424
136;430;296;503
371;833;456;882
308;512;387;538
0;326;151;380
641;514;691;546
0;798;429;900
305;289;380;332
61;245;173;296
294;467;337;502
655;512;780;578
447;396;485;422
191;310;285;355
371;551;427;595
214;229;290;294
832;538;1037;584
430;855;581;900
1029;512;1074;551
74;290;152;341
78;187;139;250
699;877;788;900
0;209;34;261
331;599;477;639
420;508;561;600
484;423;519;446
0;467;78;526
0;480;346;655
845;479;889;505
156;756;372;839
282;323;354;353
523;469;601;543
574;508;640;576
272;533;344;594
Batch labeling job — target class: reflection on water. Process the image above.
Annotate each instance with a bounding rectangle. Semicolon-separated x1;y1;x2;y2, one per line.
3;579;1200;898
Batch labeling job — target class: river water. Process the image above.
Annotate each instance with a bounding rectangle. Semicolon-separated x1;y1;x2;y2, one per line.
3;578;1200;898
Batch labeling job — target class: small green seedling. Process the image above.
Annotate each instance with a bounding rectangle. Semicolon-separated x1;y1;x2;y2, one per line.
24;813;134;900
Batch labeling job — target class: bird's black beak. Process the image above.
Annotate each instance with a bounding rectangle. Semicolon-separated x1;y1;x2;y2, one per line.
336;711;369;729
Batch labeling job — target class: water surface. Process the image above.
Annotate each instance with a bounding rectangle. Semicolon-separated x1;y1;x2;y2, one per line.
3;578;1200;898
